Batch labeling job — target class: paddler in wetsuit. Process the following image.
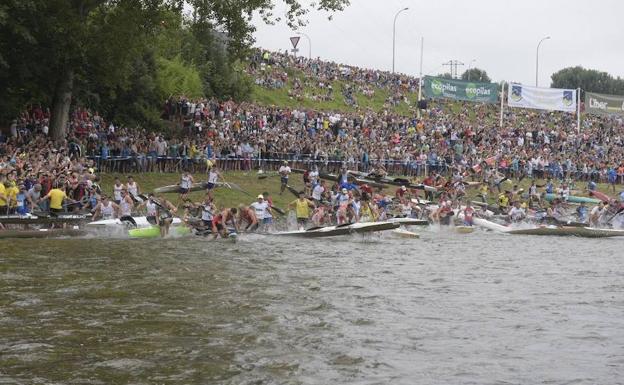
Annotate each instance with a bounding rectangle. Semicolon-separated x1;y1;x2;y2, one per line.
154;195;178;237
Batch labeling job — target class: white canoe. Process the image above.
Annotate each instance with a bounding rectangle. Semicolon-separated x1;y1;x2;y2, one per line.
472;217;511;233
87;216;182;227
273;221;400;238
387;217;429;226
392;228;420;238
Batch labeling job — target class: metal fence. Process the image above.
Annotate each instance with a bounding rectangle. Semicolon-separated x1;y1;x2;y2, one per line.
87;155;624;185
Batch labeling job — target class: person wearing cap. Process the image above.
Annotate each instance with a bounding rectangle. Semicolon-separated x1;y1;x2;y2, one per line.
278;160;291;195
289;191;315;230
250;194;274;230
395;185;407;199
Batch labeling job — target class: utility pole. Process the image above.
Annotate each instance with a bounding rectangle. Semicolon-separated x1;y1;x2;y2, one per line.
442;60;465;79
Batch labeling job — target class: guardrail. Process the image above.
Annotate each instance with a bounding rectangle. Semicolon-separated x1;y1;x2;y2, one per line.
85;155;623;184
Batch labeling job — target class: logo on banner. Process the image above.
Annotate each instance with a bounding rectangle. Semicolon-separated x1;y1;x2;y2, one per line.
430;79;456;96
465;83;492;99
511;85;523;102
562;90;574;107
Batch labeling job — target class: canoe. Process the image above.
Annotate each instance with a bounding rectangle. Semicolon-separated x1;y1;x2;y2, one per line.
273;221;400;238
387;217;429;226
508;226;624;238
153;182;225;194
472;217;511;233
589;190;611;203
543;193;601;204
347;171;438;193
128;225;192;238
0;214;91;225
87;216;182;227
455;226;475;234
392;228;420;238
291;169;387;189
0;228;86;239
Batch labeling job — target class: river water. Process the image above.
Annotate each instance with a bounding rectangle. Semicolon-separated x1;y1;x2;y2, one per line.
1;229;623;384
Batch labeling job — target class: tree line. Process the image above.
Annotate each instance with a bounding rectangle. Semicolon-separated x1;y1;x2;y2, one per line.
0;0;349;139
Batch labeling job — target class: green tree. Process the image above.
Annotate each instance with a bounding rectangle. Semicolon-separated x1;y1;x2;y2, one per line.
436;73;454;79
551;66;624;95
461;68;491;83
0;0;349;138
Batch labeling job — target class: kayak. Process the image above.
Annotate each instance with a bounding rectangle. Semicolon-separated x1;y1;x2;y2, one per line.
0;213;91;225
392;228;420;238
472;217;511;233
0;228;86;239
273;221;400;238
455;226;475;234
153;182;221;194
128;225;192;238
347;170;438;192
589;190;611;203
508;226;624;238
387;217;429;226
290;168;386;188
87;216;182;227
543;193;601;204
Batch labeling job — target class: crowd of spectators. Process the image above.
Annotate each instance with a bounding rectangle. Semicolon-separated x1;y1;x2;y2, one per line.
2;50;624;197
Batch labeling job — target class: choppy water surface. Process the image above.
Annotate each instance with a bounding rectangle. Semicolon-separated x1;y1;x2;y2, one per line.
1;229;623;384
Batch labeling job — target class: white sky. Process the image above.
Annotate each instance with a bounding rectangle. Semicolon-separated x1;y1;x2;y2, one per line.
252;0;624;86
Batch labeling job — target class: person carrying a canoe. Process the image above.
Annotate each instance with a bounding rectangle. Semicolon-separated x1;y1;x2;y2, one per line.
179;171;194;200
92;195;119;221
278;161;291;195
289;191;315;230
136;193;158;225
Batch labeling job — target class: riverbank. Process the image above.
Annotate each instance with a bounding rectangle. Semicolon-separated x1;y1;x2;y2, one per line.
98;172;619;210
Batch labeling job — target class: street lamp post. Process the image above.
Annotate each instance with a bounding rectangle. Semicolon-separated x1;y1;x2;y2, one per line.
296;32;312;59
536;36;551;87
467;59;476;81
392;7;409;73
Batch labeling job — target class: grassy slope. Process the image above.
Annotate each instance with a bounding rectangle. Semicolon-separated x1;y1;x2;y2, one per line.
99;172;617;213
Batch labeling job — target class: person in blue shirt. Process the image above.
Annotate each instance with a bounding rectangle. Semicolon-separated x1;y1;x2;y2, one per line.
587;180;597;192
15;185;31;216
607;166;617;193
545;178;554;194
576;202;588;223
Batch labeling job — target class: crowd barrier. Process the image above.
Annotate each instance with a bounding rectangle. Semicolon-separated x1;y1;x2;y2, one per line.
86;155;624;185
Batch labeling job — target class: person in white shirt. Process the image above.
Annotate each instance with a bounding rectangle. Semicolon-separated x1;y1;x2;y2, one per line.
312;180;326;203
250;195;274;230
508;201;526;222
278;161;291;195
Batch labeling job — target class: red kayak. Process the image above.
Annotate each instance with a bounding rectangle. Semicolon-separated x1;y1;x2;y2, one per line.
589;190;611;203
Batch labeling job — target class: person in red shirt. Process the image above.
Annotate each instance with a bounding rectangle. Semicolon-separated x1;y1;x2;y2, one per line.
395;185;407;199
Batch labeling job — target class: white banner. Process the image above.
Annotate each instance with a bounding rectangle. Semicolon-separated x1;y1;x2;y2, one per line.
507;84;577;112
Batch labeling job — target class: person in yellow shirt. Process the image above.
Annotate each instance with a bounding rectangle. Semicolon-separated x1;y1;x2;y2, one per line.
0;174;8;213
289;191;315;229
6;183;19;210
40;184;69;214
